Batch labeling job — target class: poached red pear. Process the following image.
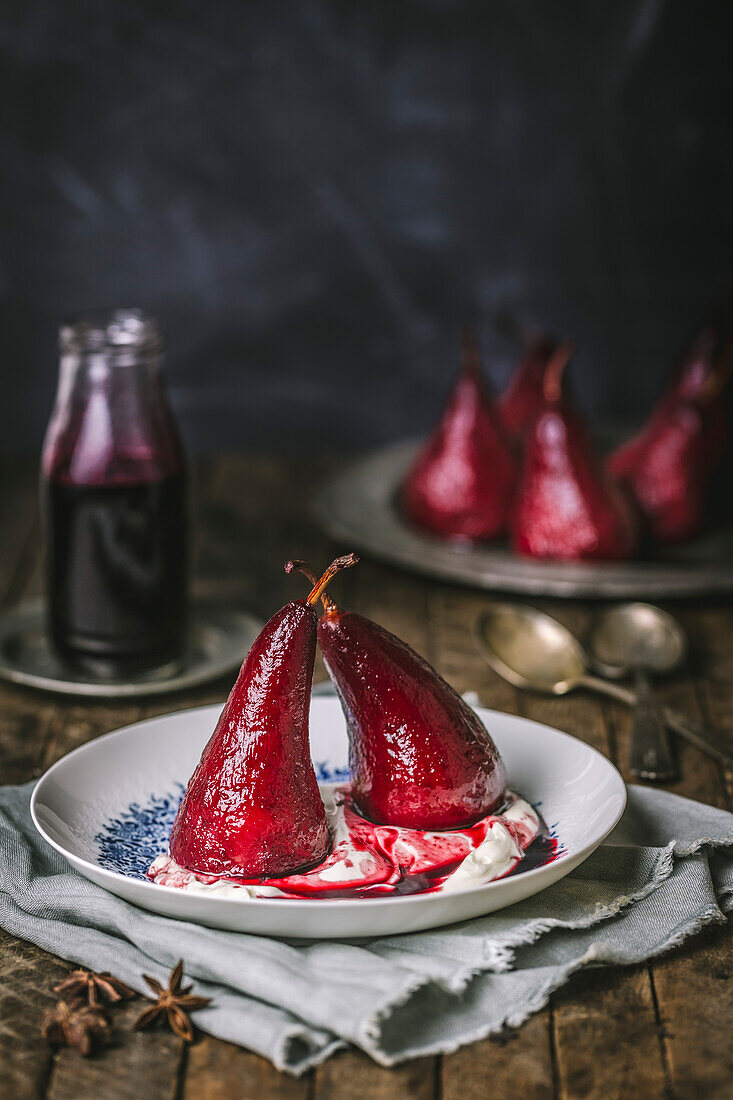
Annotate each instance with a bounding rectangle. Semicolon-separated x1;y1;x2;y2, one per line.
169;554;358;879
287;560;506;831
498;334;558;446
401;329;516;541
607;325;731;544
511;344;638;561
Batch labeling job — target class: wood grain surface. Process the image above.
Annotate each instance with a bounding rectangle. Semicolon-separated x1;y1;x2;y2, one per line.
0;454;730;1100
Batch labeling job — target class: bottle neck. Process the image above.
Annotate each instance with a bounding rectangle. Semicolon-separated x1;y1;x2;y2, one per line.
43;346;184;488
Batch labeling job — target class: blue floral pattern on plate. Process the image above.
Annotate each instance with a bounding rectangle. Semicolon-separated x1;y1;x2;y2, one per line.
95;762;350;880
95;785;184;881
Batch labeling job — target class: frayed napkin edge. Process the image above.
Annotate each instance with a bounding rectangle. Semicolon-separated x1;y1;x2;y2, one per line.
353;901;727;1069
347;837;731;1067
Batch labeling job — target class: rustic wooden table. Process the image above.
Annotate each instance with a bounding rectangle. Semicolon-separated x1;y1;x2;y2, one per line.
1;454;732;1100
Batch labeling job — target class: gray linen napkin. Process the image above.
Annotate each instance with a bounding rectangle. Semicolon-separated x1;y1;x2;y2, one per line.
2;778;732;1075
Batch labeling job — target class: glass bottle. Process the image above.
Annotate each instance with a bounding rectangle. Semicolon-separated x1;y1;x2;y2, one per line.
41;309;188;677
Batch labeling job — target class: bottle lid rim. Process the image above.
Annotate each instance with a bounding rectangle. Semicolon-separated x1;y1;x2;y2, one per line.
59;308;163;354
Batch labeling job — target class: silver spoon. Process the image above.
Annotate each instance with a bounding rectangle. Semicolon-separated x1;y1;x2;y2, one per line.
587;603;681;782
473;601;733;768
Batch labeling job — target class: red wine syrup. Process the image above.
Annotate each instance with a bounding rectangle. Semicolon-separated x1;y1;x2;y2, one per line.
45;473;187;676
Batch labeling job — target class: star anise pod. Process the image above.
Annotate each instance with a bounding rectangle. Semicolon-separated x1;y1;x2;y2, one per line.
133;960;211;1042
41;998;112;1056
54;968;137;1008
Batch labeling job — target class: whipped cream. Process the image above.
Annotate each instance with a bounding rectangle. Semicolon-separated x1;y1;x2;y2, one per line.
440;821;522;891
147;787;541;900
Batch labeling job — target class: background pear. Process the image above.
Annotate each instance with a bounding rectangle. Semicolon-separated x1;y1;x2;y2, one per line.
498;333;558;446
511;344;638;561
608;325;731;544
401;330;516;541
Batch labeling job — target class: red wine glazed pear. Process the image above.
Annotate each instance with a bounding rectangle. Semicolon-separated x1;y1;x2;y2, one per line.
497;334;558;446
511;344;637;561
170;555;357;878
401;329;516;541
287;561;506;830
607;325;732;544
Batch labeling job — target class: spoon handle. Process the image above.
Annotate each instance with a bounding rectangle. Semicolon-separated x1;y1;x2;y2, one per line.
580;674;636;704
580;675;733;768
661;708;733;768
628;670;677;782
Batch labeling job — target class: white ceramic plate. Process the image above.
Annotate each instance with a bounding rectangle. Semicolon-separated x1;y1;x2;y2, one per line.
31;698;626;939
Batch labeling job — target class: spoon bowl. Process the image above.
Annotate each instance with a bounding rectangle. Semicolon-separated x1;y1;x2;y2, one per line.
473;600;733;769
586;603;686;782
587;603;687;677
474;602;590;695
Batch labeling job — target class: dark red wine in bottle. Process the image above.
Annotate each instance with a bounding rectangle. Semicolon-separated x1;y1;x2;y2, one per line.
41;310;189;677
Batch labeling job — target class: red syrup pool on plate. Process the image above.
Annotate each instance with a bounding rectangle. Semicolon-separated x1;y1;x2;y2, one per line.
503;831;559;878
148;788;560;900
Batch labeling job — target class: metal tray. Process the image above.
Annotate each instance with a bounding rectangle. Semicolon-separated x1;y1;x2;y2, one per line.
0;600;262;698
314;442;733;599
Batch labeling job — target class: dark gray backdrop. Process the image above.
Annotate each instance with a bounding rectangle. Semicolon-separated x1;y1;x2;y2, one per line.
2;0;732;452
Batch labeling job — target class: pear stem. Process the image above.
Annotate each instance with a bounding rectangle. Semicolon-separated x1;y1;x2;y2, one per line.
461;326;481;380
285;559;338;613
285;560;319;586
542;341;575;403
285;554;359;610
699;328;733;405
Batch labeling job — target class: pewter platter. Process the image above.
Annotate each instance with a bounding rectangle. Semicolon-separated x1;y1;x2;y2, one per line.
314;442;733;599
0;600;262;698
